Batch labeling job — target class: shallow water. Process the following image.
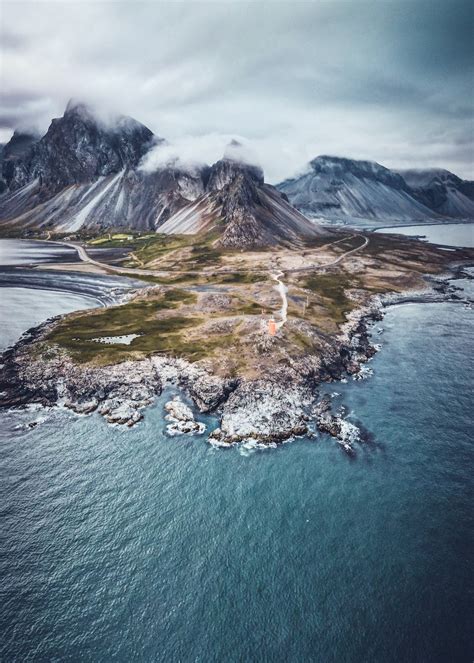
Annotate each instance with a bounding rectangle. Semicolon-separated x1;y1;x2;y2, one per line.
376;221;474;247
0;238;78;265
0;242;473;662
0;286;99;351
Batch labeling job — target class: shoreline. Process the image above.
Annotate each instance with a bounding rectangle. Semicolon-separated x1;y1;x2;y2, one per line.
0;265;147;308
370;219;474;232
1;262;471;452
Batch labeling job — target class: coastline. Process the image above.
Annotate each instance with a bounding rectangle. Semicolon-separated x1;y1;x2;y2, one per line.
1;262;471;452
0;266;147;307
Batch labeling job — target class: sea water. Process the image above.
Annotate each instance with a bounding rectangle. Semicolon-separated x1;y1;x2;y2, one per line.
376;221;474;248
0;241;473;662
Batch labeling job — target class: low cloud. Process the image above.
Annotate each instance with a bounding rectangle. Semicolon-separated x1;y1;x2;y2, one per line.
140;135;261;175
1;0;473;179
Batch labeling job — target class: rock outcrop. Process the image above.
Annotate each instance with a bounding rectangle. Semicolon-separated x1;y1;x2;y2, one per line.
157;147;330;248
0;292;384;447
164;396;206;435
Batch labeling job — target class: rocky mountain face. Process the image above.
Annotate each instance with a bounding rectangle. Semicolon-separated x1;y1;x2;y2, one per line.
278;155;474;226
0;101;208;232
396;168;474;219
5;101;155;197
0;105;326;247
0;130;40;193
158;151;327;247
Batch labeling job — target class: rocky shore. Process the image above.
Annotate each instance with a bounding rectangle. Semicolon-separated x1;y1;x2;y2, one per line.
0;272;469;451
0;297;381;448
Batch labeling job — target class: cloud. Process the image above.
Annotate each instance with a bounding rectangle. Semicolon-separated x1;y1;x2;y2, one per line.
1;0;473;179
140;134;261;174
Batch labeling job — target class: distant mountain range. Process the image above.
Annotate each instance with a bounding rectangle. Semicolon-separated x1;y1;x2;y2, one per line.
0;102;472;246
277;156;474;226
0;101;325;247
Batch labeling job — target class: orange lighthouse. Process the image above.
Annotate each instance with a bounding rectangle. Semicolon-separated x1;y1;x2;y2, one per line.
268;318;277;336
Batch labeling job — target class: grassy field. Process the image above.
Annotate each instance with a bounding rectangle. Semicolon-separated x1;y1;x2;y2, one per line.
301;272;360;324
45;289;203;364
33;226;474;375
42;284;272;366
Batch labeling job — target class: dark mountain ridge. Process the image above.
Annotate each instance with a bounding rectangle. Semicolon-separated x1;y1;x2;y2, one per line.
0;102;326;247
0;101;208;232
278;155;474;225
157;151;326;247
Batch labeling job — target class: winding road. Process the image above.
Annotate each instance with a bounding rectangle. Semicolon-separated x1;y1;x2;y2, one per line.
272;271;288;330
48;234;370;334
60;233;369;278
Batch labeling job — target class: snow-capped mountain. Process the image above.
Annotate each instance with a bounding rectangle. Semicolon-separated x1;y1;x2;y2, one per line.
158;149;327;247
395;168;474;219
277;156;438;226
0;101;208;232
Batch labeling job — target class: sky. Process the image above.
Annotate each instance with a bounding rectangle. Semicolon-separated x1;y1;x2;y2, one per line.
1;0;473;182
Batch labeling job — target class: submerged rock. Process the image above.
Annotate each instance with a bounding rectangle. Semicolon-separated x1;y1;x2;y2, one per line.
315;395;359;455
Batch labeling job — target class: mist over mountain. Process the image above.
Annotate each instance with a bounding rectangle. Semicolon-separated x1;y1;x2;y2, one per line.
0;101;326;247
0;101;209;232
0;102;472;242
158;149;325;247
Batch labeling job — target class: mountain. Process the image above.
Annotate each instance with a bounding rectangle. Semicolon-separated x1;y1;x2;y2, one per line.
0;101;208;232
277;156;438;226
158;149;327;247
0;105;327;247
0;130;41;193
395;168;474;219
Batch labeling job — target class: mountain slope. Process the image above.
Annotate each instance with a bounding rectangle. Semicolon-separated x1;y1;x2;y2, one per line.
158;153;328;247
278;156;438;225
396;168;474;219
0;101;207;232
0;130;40;193
0;109;328;247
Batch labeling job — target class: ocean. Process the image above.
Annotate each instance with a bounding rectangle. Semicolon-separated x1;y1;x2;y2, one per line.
0;238;472;662
375;221;474;248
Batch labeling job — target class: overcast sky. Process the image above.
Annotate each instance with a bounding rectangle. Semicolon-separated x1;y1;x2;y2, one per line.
1;0;473;181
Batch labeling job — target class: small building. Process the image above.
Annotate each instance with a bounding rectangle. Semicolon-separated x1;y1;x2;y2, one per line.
268;318;277;336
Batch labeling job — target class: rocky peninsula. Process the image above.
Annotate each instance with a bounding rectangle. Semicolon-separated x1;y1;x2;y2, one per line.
0;228;472;453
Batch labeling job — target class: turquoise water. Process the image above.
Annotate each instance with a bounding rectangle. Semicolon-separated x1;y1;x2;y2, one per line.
1;301;473;661
0;244;473;661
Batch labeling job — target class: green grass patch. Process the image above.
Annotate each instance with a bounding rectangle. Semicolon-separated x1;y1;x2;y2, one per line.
301;272;359;323
45;289;201;364
213;271;266;284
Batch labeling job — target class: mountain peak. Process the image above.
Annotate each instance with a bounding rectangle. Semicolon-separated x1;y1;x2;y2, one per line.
64;98;96;120
277;155;437;224
207;144;264;193
310;155;392;179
